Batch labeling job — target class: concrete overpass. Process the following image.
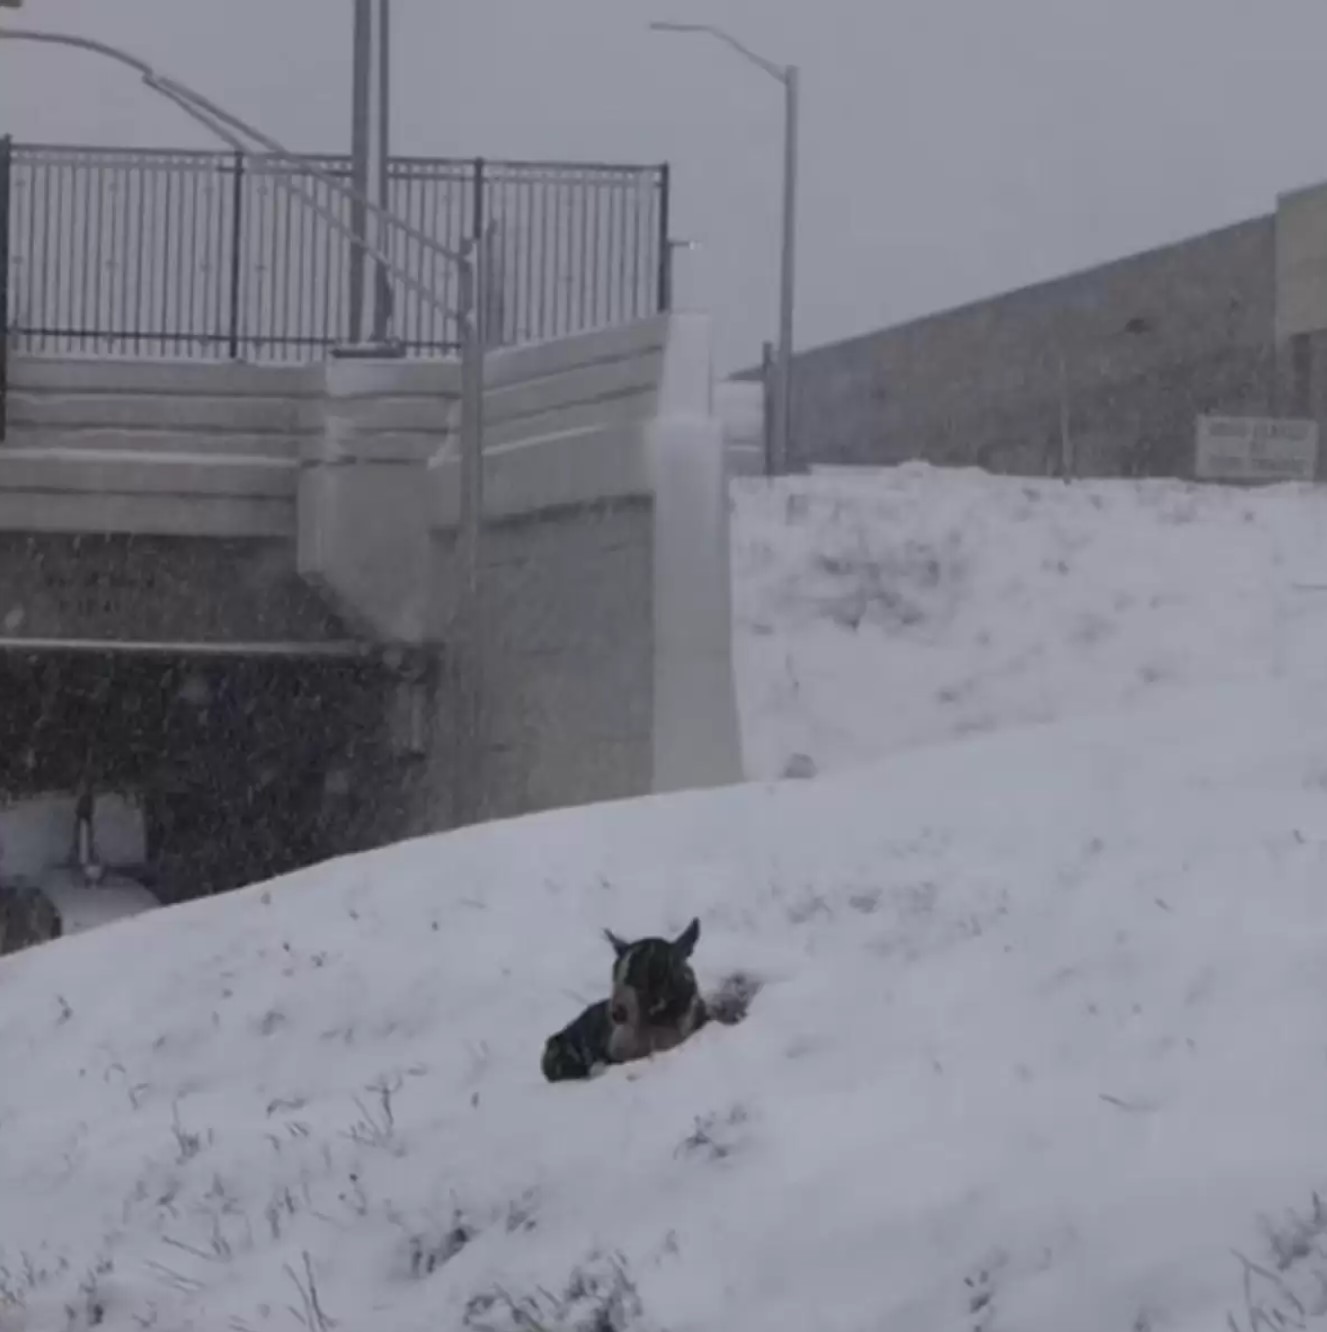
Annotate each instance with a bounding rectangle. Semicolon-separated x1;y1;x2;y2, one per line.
0;141;745;899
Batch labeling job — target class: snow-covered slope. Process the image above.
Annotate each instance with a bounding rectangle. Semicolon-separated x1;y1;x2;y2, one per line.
6;468;1327;1332
734;464;1327;778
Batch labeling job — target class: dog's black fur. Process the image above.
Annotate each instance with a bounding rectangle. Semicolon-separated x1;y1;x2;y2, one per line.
541;998;616;1082
540;917;710;1082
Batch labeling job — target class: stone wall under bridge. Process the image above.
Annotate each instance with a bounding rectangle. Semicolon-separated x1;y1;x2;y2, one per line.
0;312;744;901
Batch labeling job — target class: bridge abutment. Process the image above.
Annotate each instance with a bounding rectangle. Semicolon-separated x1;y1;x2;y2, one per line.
0;313;743;898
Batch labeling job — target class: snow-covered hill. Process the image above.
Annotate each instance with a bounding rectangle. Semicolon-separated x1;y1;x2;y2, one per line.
734;464;1327;778
6;467;1327;1332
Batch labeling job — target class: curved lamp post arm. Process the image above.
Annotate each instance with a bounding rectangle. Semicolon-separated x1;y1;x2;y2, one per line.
648;21;787;83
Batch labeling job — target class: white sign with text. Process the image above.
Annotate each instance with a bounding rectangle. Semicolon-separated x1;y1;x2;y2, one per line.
1194;415;1319;483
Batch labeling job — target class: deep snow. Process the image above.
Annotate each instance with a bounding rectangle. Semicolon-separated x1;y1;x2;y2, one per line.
5;466;1327;1332
734;463;1327;778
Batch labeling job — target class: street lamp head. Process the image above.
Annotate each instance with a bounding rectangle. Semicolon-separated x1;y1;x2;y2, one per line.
648;21;711;34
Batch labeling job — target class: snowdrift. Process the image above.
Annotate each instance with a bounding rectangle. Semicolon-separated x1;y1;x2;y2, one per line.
6;677;1327;1330
4;467;1327;1330
734;464;1327;778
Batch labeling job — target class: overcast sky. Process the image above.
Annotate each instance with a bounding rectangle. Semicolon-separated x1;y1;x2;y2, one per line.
5;0;1327;372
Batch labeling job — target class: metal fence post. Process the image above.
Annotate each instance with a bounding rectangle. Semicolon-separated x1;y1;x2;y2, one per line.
225;151;245;360
656;161;672;312
471;157;485;246
453;235;486;827
0;135;10;442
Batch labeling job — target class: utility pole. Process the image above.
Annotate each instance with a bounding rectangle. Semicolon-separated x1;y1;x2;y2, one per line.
373;0;393;342
349;0;394;345
776;62;798;475
349;0;372;344
649;21;800;474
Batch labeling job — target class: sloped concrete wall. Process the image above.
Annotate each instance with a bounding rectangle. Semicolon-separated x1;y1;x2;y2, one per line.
420;312;743;824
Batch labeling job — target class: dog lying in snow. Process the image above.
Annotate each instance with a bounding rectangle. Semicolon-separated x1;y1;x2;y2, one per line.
541;918;710;1082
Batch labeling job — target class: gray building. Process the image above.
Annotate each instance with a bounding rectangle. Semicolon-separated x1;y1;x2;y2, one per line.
755;176;1327;479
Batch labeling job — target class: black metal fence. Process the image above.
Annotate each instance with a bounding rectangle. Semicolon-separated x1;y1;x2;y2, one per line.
0;138;671;362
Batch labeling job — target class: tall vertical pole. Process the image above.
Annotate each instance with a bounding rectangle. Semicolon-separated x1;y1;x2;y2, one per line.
225;152;245;360
0;136;10;444
453;160;489;826
454;237;486;827
1057;351;1074;479
773;64;799;476
372;0;392;341
760;340;775;477
348;0;372;344
656;162;672;312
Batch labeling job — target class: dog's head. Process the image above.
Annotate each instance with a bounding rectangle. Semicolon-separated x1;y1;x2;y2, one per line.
603;917;701;1031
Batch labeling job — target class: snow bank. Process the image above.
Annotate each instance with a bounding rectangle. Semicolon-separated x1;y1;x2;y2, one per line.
733;463;1327;778
5;676;1327;1330
4;467;1327;1330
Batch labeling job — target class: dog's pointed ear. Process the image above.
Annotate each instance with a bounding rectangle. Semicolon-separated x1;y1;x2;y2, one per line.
603;927;630;958
673;917;700;957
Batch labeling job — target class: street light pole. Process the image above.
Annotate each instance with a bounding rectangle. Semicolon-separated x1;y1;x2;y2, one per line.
776;62;798;477
373;0;393;343
649;20;799;475
350;0;394;345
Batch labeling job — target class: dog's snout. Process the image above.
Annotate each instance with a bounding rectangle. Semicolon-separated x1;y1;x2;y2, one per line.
610;1002;629;1025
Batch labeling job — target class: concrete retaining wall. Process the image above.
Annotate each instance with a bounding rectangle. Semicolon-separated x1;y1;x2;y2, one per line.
293;312;742;823
3;311;744;833
420;312;742;820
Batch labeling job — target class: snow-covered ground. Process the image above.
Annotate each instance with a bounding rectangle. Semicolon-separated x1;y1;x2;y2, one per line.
734;463;1327;778
6;466;1327;1331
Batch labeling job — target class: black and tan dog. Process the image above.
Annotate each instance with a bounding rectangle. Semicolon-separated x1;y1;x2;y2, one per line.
541;917;709;1082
